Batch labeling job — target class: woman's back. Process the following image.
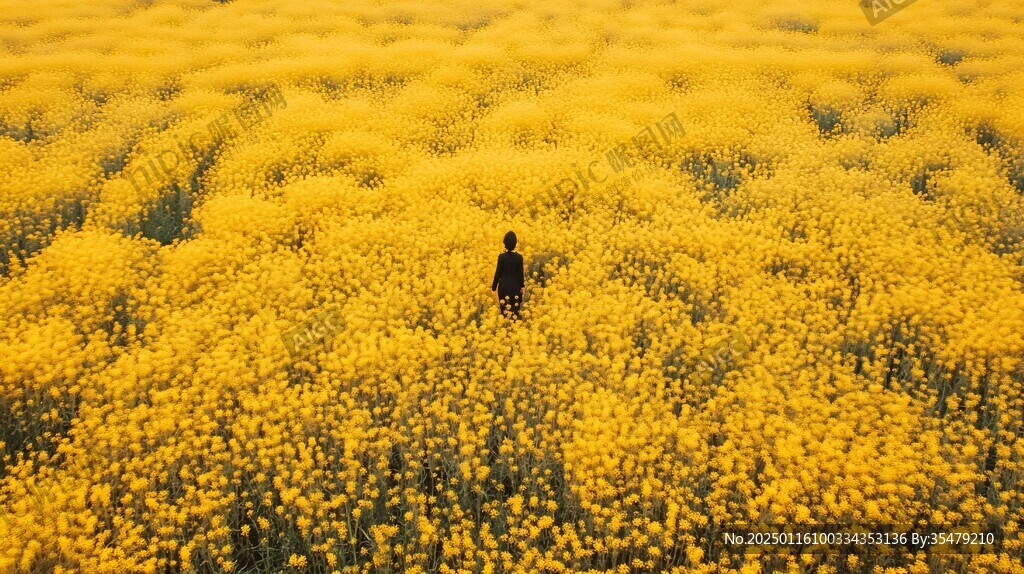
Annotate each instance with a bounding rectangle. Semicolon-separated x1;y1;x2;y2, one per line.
492;250;524;295
491;230;524;320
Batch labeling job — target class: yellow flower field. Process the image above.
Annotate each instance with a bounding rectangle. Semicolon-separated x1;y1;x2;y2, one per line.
1;0;1024;572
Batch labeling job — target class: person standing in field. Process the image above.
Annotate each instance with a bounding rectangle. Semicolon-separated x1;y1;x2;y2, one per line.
491;231;524;320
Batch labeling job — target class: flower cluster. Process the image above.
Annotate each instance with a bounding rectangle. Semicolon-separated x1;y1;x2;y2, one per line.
2;0;1024;572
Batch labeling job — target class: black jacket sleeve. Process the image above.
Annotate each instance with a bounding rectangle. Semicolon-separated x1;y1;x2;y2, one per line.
491;255;501;291
516;254;524;291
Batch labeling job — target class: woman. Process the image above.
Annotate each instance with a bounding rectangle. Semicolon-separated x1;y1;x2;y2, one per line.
491;231;524;320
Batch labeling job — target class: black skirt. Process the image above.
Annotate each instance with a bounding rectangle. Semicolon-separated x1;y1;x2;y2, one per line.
497;291;521;320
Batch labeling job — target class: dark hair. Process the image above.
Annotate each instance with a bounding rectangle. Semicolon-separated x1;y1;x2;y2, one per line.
503;231;517;251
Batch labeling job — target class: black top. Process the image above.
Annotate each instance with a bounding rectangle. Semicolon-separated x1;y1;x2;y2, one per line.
492;251;524;294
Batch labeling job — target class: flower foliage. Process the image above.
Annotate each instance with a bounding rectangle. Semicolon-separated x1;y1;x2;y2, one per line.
1;0;1024;572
